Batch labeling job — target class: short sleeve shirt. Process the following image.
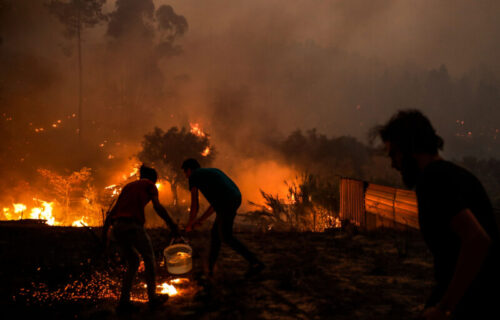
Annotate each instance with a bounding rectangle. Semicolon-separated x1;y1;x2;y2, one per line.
416;160;499;297
110;179;158;225
189;168;241;211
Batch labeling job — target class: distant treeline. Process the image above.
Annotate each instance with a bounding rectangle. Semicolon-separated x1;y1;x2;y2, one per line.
272;129;500;209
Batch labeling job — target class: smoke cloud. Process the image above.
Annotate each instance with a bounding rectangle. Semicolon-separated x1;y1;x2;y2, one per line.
2;0;500;217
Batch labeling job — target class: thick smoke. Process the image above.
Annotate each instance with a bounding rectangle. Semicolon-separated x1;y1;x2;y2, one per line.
2;0;500;218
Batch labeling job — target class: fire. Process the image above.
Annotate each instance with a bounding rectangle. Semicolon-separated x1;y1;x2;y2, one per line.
71;217;89;227
158;283;178;296
143;278;188;297
29;198;56;225
105;184;121;198
4;199;56;225
3;207;14;220
13;203;27;215
121;166;139;180
170;278;189;284
190;123;206;137
201;146;210;157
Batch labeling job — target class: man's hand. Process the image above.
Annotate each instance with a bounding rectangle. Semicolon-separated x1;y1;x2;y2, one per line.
421;306;451;320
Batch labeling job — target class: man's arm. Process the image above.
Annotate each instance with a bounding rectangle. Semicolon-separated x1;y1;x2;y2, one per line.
192;206;215;229
101;206;115;245
185;187;199;231
151;195;178;233
423;208;491;319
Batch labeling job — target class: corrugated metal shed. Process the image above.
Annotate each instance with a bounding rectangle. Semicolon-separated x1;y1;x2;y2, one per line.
339;178;366;227
340;177;419;230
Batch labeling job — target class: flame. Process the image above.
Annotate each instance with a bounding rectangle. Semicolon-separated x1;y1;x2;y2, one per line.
3;200;54;225
201;146;210;157
105;184;121;198
29;198;56;225
333;217;342;228
121;166;139;180
71;217;89;227
158;283;178;296
155;182;161;190
129;167;139;178
190;123;206;137
3;207;15;220
13;203;27;214
170;278;189;284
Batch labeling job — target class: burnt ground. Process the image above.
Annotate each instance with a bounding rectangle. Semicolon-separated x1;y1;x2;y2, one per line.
0;225;434;319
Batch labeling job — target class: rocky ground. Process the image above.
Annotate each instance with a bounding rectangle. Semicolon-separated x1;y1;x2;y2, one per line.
0;224;434;319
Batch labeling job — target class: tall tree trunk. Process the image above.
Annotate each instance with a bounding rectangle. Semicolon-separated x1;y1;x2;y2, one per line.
313;210;316;232
65;187;70;218
77;8;83;142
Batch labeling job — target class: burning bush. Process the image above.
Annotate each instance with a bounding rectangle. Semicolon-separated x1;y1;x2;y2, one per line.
244;173;340;232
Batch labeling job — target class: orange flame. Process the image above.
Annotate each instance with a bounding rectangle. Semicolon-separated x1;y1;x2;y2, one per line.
201;146;210;157
190;123;206;137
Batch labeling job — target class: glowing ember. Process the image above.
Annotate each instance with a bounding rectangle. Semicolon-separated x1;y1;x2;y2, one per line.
190;123;206;137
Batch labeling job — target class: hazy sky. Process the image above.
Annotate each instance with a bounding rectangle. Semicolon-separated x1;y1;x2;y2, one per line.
2;0;500;210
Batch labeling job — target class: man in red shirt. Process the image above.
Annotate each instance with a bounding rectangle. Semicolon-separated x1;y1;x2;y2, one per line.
103;165;178;312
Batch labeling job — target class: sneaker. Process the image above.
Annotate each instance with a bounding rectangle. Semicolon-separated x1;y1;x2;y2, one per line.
149;294;169;310
245;261;265;279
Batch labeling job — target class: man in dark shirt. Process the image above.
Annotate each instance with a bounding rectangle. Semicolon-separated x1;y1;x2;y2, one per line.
378;110;500;319
181;158;264;278
103;165;178;312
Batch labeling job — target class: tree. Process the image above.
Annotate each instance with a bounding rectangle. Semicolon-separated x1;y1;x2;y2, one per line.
47;0;106;141
37;167;92;218
138;126;215;206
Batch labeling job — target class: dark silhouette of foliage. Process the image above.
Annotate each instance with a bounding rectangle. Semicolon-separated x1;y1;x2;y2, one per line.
138;126;215;206
47;0;106;38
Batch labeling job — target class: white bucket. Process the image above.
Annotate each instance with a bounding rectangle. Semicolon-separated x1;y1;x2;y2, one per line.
163;243;192;275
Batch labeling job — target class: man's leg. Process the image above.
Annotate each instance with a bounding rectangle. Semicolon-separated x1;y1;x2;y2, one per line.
120;247;140;304
113;222;141;306
219;210;260;265
134;227;157;301
208;218;222;276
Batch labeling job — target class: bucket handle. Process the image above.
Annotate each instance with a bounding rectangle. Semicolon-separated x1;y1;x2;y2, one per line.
169;235;189;246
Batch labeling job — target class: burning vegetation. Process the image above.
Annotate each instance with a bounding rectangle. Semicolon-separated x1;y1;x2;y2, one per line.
2;1;500;318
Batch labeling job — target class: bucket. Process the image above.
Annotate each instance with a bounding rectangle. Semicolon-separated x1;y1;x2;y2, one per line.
163;239;192;275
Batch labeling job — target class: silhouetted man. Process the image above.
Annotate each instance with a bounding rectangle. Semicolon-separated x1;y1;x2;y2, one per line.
378;110;500;319
103;165;178;313
182;158;264;278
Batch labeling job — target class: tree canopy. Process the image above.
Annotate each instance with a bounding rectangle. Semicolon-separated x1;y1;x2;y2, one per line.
138;126;215;205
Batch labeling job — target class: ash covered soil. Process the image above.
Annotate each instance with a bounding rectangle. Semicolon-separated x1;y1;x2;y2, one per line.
0;225;434;319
